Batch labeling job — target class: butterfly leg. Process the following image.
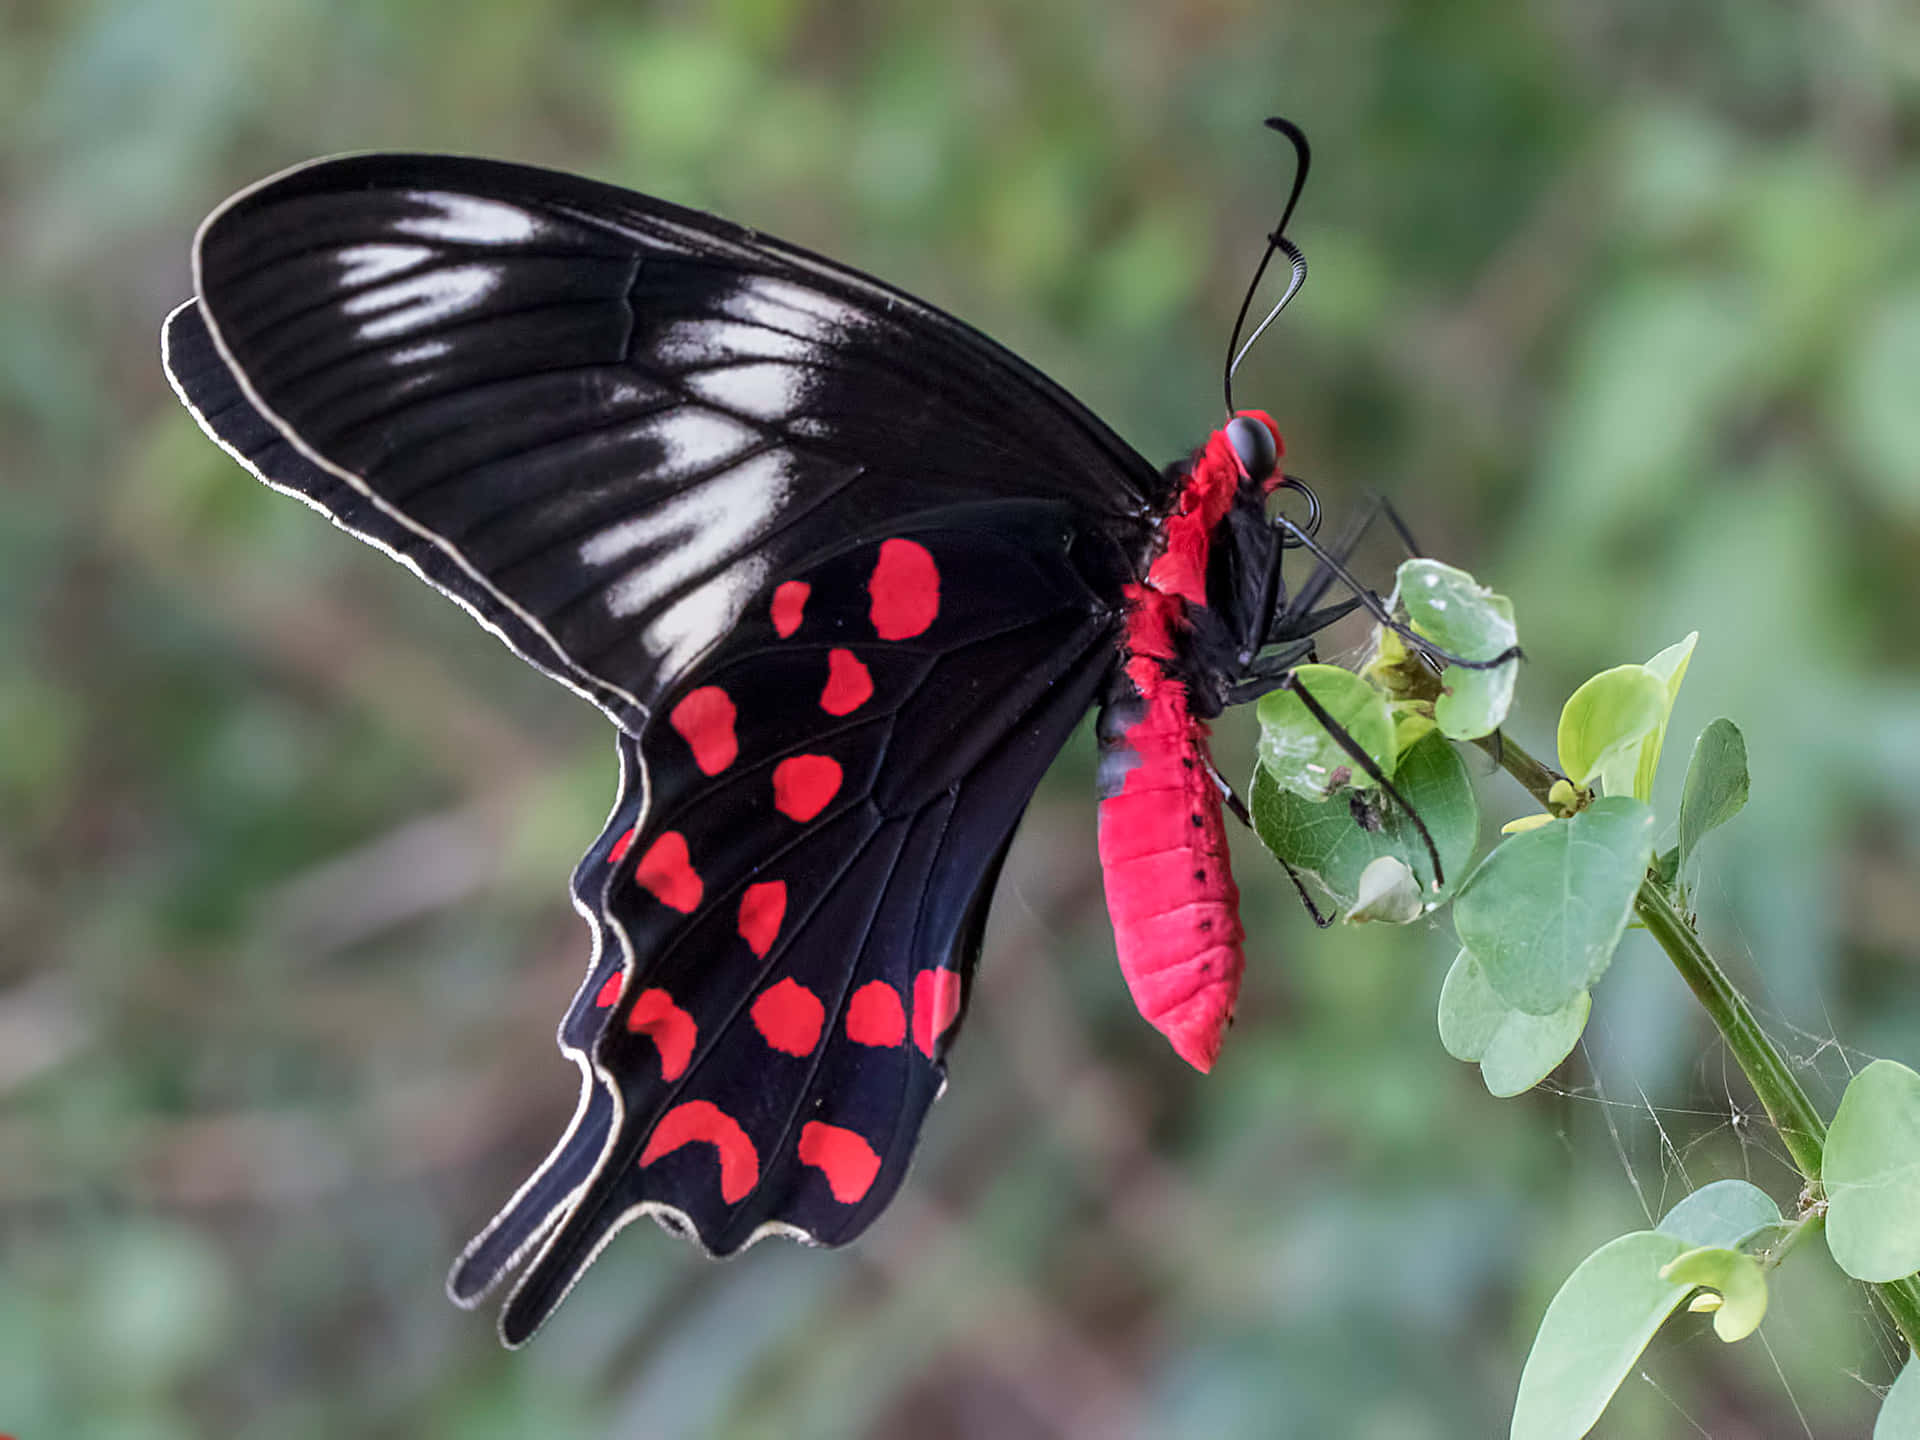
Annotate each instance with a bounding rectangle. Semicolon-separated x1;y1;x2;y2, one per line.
1206;753;1335;926
1268;495;1523;673
1280;671;1446;888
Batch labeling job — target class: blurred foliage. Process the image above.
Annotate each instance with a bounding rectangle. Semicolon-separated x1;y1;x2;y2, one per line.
4;0;1920;1435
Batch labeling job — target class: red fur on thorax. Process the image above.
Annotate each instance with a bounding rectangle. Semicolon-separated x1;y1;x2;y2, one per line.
1096;412;1280;1072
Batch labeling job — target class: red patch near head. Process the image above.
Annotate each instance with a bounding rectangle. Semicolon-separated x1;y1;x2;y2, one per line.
593;971;622;1008
771;580;810;638
737;880;787;958
669;687;738;776
639;1101;758;1203
846;980;906;1047
819;648;874;716
912;968;963;1058
772;754;842;822
635;831;702;913
868;539;939;640
607;827;636;865
751;977;825;1056
798;1121;882;1204
626;987;697;1080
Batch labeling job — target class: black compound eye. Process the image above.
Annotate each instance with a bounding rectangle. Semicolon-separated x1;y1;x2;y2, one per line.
1227;415;1277;483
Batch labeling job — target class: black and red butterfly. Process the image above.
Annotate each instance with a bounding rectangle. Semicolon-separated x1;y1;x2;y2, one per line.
162;119;1470;1344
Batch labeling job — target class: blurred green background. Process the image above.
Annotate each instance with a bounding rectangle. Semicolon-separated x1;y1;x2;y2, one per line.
5;0;1920;1435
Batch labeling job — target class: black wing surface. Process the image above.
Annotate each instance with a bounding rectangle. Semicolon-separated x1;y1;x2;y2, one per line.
163;153;1161;1342
166;152;1161;733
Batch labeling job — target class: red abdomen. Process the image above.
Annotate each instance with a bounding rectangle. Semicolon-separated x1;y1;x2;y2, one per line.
1096;680;1245;1072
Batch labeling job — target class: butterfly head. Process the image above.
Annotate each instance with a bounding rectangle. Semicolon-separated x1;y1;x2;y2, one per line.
1226;411;1282;491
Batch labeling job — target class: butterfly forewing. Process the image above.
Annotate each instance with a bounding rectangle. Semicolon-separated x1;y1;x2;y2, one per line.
166;153;1168;1339
180;153;1159;731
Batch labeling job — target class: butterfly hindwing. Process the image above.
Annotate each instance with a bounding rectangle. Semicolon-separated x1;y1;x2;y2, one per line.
495;519;1121;1340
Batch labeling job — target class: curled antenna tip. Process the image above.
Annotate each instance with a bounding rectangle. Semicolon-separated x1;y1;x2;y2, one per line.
1223;117;1315;415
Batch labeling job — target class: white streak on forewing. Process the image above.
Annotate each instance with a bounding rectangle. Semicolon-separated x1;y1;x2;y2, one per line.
721;277;865;341
335;244;436;287
655;320;817;369
343;265;501;341
392;192;540;245
684;363;806;422
597;449;793;612
386;338;452;367
641;409;760;482
640;558;771;678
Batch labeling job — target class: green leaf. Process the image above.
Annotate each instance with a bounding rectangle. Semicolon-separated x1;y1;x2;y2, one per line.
1510;1230;1695;1440
1346;856;1424;924
1875;1353;1920;1440
1630;632;1697;802
1655;1180;1782;1250
1250;731;1480;904
1659;1246;1768;1342
1454;797;1657;1015
1254;664;1396;800
1824;1059;1920;1282
1396;558;1519;739
1677;719;1749;874
1437;949;1590;1097
1557;664;1665;793
1652;845;1679;887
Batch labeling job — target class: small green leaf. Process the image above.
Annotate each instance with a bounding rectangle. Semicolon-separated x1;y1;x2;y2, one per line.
1503;812;1556;835
1630;632;1697;801
1396;558;1519;739
1677;719;1749;875
1659;1246;1768;1341
1875;1353;1920;1440
1437;949;1590;1097
1824;1059;1920;1282
1557;665;1666;793
1250;731;1480;904
1454;797;1657;1015
1656;1180;1782;1250
1510;1230;1695;1440
1652;845;1679;886
1254;664;1395;800
1346;856;1423;924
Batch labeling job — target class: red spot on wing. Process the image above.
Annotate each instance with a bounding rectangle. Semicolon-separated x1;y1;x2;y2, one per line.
868;539;940;640
626;988;697;1080
846;981;906;1047
798;1121;882;1204
737;880;787;958
751;977;825;1056
639;1101;758;1204
912;968;962;1058
772;754;842;822
669;687;738;775
771;580;810;637
635;832;703;912
593;971;622;1008
819;648;874;716
607;827;636;865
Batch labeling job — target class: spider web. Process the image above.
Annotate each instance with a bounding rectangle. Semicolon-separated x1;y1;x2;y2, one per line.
1513;859;1909;1437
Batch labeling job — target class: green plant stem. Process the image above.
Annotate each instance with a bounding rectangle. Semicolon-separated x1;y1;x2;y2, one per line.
1633;881;1826;1178
1474;730;1920;1354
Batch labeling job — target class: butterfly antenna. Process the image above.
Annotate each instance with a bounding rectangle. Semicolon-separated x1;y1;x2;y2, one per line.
1223;116;1313;416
